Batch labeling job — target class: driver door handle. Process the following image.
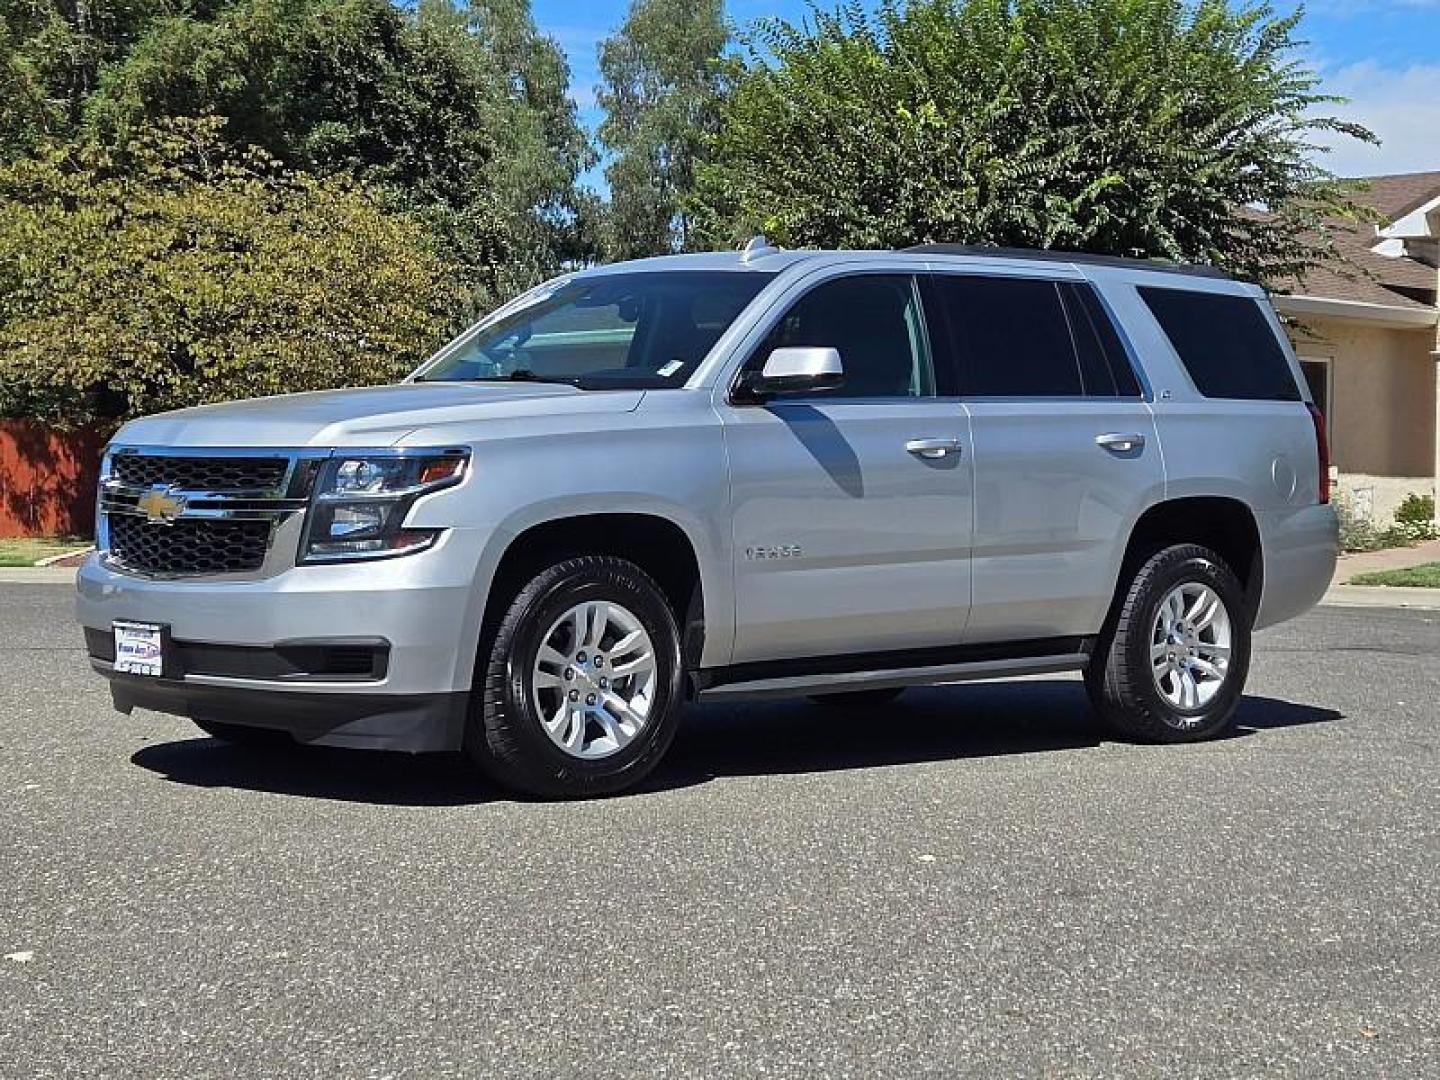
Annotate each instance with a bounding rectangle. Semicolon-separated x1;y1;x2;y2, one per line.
906;437;963;460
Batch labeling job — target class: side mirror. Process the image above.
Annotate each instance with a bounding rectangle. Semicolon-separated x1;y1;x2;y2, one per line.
736;347;845;403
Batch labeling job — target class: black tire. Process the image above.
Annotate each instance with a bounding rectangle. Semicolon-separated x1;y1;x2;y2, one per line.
192;718;292;749
807;688;906;708
466;556;686;799
1085;543;1251;743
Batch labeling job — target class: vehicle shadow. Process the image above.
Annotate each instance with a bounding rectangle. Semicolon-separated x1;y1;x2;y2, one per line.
645;680;1342;790
130;738;493;807
129;681;1341;805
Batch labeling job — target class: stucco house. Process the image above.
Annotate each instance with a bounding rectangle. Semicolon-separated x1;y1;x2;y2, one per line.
1270;171;1440;524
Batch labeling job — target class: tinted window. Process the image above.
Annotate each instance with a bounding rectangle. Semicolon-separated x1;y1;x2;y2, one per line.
1066;283;1143;397
423;271;773;389
754;275;933;398
928;275;1083;397
1139;287;1300;401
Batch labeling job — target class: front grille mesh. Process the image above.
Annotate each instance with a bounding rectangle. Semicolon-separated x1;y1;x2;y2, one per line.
108;516;271;575
112;455;289;492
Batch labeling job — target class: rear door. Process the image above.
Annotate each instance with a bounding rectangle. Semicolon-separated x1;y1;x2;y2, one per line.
923;271;1164;643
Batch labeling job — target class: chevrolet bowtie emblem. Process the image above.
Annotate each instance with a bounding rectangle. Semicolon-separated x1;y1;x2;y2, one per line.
136;485;187;525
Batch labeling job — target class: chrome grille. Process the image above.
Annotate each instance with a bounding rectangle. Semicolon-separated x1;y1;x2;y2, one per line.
108;516;272;575
100;448;314;578
111;454;290;493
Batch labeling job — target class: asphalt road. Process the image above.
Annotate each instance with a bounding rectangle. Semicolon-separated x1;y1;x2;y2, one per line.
2;584;1437;1078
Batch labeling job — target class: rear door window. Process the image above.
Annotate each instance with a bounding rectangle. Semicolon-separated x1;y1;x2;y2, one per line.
925;275;1083;397
1139;287;1300;401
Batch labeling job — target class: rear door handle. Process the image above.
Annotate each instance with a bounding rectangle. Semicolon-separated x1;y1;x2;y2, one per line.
906;437;962;460
1096;433;1146;454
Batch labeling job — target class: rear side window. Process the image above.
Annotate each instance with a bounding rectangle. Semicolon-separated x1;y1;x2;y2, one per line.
926;275;1082;396
1139;287;1300;401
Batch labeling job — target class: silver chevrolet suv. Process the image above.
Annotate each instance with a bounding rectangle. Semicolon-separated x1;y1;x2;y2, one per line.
77;243;1338;798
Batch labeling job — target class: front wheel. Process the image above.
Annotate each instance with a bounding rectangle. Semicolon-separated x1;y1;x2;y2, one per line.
467;556;686;799
1086;544;1251;743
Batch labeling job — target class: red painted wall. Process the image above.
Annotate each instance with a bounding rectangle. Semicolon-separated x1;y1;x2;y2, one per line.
0;421;107;539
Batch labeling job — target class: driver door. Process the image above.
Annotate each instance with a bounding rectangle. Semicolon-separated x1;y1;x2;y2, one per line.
718;273;974;665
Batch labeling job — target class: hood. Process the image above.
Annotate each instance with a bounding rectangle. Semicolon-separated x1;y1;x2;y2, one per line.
110;382;647;448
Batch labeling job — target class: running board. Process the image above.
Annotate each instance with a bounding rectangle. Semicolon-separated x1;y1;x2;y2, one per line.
695;652;1089;703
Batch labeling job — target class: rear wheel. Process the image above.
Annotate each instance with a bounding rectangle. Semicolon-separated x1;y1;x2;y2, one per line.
1086;543;1250;742
807;688;906;708
467;556;686;799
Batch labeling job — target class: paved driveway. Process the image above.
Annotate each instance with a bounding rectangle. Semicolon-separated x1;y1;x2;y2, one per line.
2;584;1436;1077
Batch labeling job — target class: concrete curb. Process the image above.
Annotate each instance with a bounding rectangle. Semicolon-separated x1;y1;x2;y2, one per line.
0;567;77;585
36;546;94;567
1321;586;1440;612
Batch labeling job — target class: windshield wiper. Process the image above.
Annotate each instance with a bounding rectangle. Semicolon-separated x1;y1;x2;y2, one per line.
476;370;585;388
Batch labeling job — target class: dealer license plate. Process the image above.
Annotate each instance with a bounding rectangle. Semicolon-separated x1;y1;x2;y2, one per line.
113;621;165;677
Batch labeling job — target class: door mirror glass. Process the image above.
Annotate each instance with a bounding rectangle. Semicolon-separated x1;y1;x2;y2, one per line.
738;347;845;401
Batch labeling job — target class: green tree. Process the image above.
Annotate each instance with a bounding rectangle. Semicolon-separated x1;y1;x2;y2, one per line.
0;119;464;425
66;0;589;306
692;0;1375;284
597;0;732;259
456;0;599;285
0;0;172;156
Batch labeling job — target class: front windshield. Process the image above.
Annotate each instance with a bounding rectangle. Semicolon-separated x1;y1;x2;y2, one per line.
419;270;776;390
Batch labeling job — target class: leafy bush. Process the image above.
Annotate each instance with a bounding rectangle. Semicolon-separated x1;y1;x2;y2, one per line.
1335;491;1440;552
1388;493;1439;545
0;120;465;426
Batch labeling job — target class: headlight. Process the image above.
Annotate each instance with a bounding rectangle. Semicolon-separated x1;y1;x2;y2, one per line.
300;450;469;563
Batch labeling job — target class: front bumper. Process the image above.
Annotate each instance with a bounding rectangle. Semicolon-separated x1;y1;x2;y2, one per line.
99;669;468;752
76;533;488;752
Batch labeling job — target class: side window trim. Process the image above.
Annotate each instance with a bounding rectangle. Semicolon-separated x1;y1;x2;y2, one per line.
729;272;941;403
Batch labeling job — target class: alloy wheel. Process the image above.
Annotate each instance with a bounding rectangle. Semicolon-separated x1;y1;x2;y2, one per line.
531;601;658;760
1149;582;1233;718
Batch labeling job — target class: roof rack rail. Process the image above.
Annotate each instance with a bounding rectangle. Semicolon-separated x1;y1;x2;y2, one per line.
902;244;1232;281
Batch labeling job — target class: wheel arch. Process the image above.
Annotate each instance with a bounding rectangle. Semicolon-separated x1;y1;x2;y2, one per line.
1115;496;1264;620
465;508;714;693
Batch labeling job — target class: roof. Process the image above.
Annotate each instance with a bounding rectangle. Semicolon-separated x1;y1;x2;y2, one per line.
1360;171;1440;221
1279;172;1440;314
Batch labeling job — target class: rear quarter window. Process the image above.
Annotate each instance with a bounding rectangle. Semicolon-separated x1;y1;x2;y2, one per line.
1139;287;1300;401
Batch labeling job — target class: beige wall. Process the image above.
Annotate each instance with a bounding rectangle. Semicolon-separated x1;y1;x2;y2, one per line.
1288;317;1436;479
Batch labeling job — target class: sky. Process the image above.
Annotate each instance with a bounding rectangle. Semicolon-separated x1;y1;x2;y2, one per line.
531;0;1440;183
